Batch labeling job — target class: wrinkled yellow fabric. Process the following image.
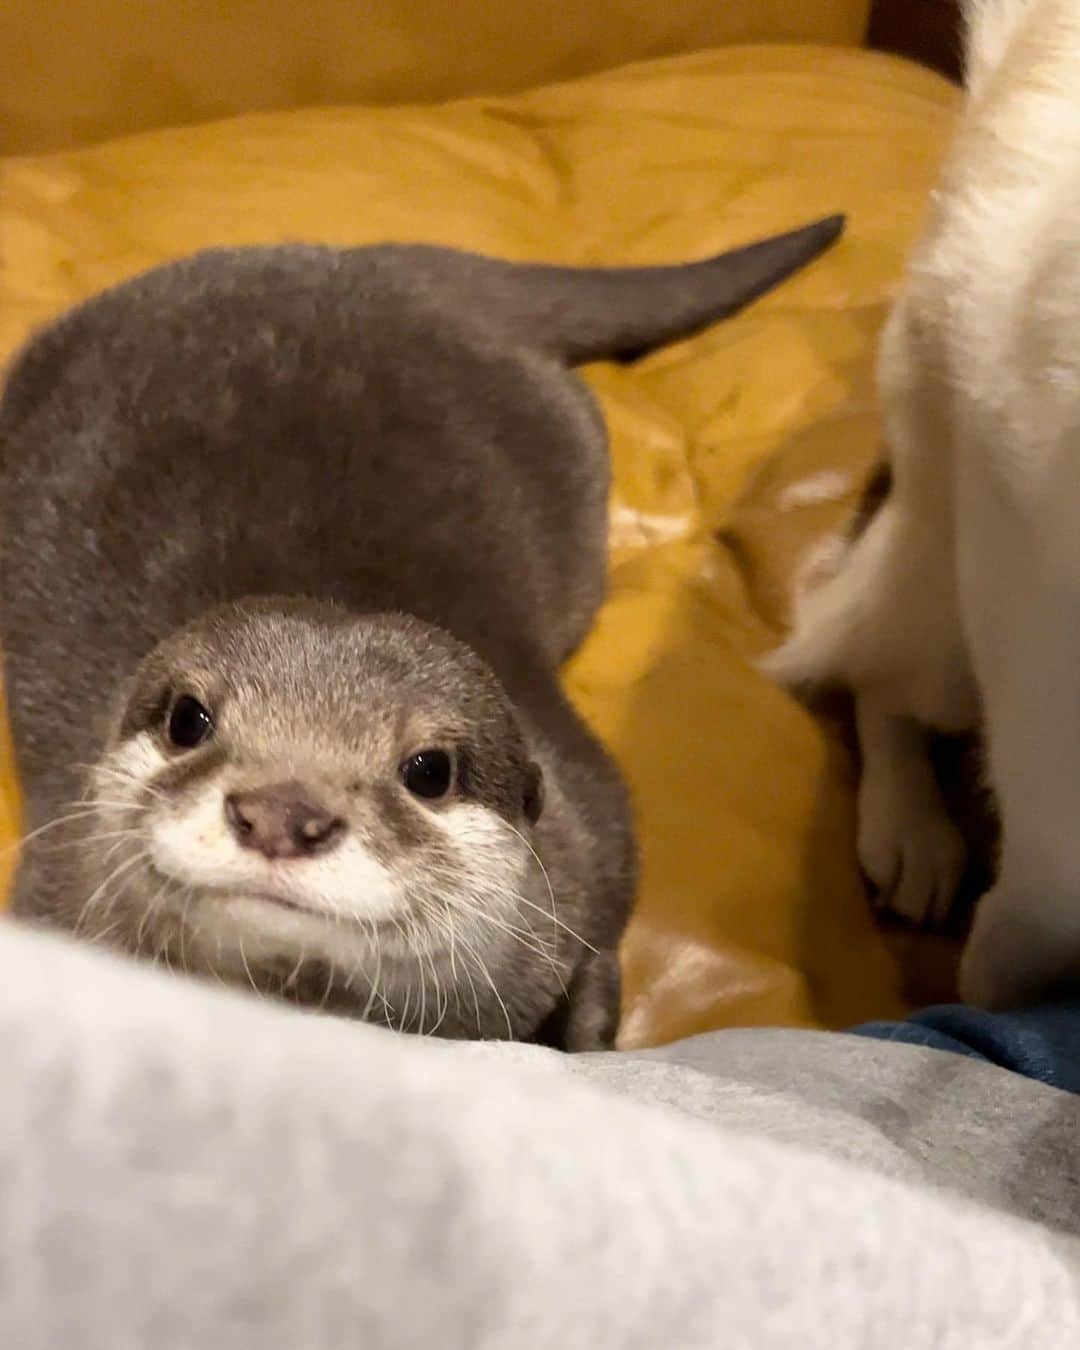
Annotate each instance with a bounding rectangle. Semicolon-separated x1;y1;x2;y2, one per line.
0;44;960;1046
1;1;870;154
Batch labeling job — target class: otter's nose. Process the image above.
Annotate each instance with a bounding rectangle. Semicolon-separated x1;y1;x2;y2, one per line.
225;783;345;860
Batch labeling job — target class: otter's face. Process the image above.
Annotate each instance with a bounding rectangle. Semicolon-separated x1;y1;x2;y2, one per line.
74;602;555;1034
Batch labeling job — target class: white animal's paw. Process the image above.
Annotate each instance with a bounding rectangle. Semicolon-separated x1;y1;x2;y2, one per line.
857;779;967;927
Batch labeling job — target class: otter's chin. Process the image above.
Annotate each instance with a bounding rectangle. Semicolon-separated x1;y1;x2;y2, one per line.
176;881;421;976
183;886;341;955
217;890;326;933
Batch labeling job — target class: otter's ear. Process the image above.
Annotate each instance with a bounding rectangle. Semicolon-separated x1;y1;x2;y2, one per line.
523;761;544;825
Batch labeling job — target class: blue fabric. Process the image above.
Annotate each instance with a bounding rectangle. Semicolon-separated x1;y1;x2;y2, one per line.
851;1002;1080;1095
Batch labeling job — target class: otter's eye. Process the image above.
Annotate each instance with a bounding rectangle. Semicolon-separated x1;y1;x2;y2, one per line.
167;695;215;750
401;749;453;800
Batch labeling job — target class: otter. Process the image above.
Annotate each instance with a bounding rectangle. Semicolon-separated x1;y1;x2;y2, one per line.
0;223;843;1048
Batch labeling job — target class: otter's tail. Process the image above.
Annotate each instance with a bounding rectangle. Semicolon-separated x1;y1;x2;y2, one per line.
397;214;844;364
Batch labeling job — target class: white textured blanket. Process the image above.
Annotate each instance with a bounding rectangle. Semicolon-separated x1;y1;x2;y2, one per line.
1;919;1078;1348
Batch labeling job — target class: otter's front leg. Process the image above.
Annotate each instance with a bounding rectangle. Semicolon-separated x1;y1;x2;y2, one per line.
530;949;621;1052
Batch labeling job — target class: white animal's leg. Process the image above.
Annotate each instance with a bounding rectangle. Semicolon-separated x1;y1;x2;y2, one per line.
772;0;1080;997
766;487;974;925
947;18;1080;1005
764;297;978;924
856;692;967;925
768;288;977;713
957;442;1080;1007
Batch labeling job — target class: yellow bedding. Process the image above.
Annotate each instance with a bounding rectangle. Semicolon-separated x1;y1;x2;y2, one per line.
1;0;869;153
0;40;959;1046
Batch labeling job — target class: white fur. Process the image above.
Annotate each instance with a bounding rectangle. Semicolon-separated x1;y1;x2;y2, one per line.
764;0;1080;1007
99;733;169;788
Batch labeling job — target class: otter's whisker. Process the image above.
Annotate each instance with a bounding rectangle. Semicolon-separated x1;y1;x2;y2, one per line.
444;901;460;984
396;916;419;1034
449;895;558;967
508;889;597;954
73;849;148;938
72;762;167;802
285;939;308;991
146;897;174;973
23;827;142;859
177;886;195;974
84;914;128;948
2;807;119;862
359;918;390;1023
133;867;173;954
440;902;482;1031
422;923;450;1035
456;927;513;1040
97;831;148;867
421;918;442;1034
158;934;175;975
413;933;428;1036
316;956;336;1013
436;854;556;937
436;863;549;940
423;900;461;1026
501;820;595;954
445;875;559;952
237;933;258;995
332;907;353;994
473;902;568;998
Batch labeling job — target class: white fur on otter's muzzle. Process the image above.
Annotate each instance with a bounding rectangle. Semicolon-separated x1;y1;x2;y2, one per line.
87;731;539;1004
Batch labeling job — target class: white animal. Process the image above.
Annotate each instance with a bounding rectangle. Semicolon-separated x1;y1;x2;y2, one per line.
764;0;1080;1009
